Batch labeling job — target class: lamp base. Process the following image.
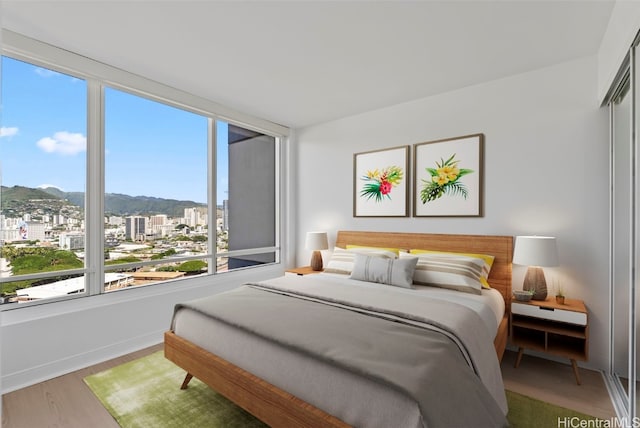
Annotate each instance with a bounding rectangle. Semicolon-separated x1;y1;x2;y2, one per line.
310;250;323;271
523;266;547;300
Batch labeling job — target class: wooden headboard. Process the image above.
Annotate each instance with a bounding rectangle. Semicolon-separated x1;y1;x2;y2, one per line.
335;230;514;312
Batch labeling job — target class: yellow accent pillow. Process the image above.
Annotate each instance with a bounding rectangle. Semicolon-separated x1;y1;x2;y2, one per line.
346;245;401;256
409;249;495;289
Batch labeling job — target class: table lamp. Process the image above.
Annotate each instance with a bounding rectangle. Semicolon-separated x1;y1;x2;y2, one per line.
305;231;329;271
512;235;558;300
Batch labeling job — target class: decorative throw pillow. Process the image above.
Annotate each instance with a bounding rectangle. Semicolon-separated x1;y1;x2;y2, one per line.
349;253;418;289
402;251;487;295
324;247;398;275
409;249;494;289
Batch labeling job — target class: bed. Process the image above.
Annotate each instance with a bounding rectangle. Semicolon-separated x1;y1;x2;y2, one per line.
164;231;513;427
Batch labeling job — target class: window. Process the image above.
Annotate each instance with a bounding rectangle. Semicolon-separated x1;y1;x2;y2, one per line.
217;121;278;271
0;57;88;303
103;87;210;289
0;42;283;307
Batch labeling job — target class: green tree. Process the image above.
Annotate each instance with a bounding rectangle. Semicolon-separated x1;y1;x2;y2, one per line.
10;249;82;275
1;248;83;296
178;260;207;274
105;256;142;265
151;248;177;260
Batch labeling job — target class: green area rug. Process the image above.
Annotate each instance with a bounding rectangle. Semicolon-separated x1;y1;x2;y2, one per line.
506;390;599;428
84;351;266;428
85;351;601;428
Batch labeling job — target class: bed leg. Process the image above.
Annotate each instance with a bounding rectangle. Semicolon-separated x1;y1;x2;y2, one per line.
180;373;194;390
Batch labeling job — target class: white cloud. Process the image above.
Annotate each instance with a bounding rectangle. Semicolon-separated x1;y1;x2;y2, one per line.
37;184;64;191
35;68;61;78
0;127;19;138
36;131;86;155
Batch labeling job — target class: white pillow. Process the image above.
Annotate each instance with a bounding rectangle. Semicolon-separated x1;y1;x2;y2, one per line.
350;253;418;289
400;251;484;295
323;246;397;275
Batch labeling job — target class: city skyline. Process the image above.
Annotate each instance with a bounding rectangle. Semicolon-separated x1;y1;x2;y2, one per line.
0;55;230;205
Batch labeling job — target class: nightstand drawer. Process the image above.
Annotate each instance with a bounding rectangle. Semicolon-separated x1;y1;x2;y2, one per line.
512;302;587;326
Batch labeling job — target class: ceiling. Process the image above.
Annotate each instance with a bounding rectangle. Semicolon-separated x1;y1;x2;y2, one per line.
1;1;615;129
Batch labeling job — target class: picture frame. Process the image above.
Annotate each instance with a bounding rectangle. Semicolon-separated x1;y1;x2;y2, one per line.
353;145;410;217
413;133;483;217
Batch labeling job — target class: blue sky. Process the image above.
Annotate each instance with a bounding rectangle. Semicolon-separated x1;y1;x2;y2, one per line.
0;56;228;205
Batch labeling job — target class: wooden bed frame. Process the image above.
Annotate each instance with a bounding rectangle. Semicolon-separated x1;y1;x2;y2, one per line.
164;231;513;428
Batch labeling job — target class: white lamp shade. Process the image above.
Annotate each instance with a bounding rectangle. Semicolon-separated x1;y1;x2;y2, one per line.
512;236;558;267
305;231;329;251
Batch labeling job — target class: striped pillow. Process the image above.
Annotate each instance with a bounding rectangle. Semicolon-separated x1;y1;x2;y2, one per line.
350;254;418;289
402;251;487;295
324;247;397;275
409;249;494;289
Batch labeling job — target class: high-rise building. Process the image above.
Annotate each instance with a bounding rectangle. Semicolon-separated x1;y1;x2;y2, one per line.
125;216;146;241
59;232;84;250
222;199;229;231
24;221;46;242
149;215;169;237
149;214;167;228
183;207;207;227
53;214;66;225
108;216;123;226
183;208;197;227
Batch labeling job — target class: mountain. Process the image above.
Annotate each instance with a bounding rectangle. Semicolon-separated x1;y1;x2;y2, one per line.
0;186;76;219
37;186;65;199
101;193;206;217
2;185;62;202
2;186;205;217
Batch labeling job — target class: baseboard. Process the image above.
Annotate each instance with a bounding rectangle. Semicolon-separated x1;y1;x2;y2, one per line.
1;329;164;394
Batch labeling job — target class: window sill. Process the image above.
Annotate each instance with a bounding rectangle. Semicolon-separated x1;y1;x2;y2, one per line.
1;263;285;327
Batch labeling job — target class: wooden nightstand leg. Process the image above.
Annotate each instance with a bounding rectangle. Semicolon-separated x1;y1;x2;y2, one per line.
514;347;524;368
570;359;582;385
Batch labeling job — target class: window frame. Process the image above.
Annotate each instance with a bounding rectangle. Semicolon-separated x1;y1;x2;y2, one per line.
0;29;287;310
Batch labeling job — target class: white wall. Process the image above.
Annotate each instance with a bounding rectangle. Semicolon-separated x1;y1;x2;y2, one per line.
0;264;285;392
598;0;640;103
295;56;610;370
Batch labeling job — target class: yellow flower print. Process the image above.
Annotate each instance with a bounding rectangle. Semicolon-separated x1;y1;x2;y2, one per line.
440;165;459;181
432;173;449;186
365;169;381;180
421;154;474;203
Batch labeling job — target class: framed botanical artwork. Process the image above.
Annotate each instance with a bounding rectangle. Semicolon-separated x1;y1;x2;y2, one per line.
353;145;410;217
413;133;483;217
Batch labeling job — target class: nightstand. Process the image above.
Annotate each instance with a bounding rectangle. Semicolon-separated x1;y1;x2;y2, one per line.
510;297;588;385
285;266;324;276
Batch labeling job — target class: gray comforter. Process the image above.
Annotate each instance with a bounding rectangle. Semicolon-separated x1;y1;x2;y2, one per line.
171;277;508;428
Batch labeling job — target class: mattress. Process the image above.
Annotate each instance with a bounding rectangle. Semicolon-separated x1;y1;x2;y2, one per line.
171;274;507;428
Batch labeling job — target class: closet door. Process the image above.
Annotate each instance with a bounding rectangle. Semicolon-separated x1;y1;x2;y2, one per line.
634;45;640;417
613;77;632;405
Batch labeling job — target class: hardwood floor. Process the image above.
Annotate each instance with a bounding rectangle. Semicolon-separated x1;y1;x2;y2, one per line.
1;344;163;428
501;350;616;420
1;346;616;427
